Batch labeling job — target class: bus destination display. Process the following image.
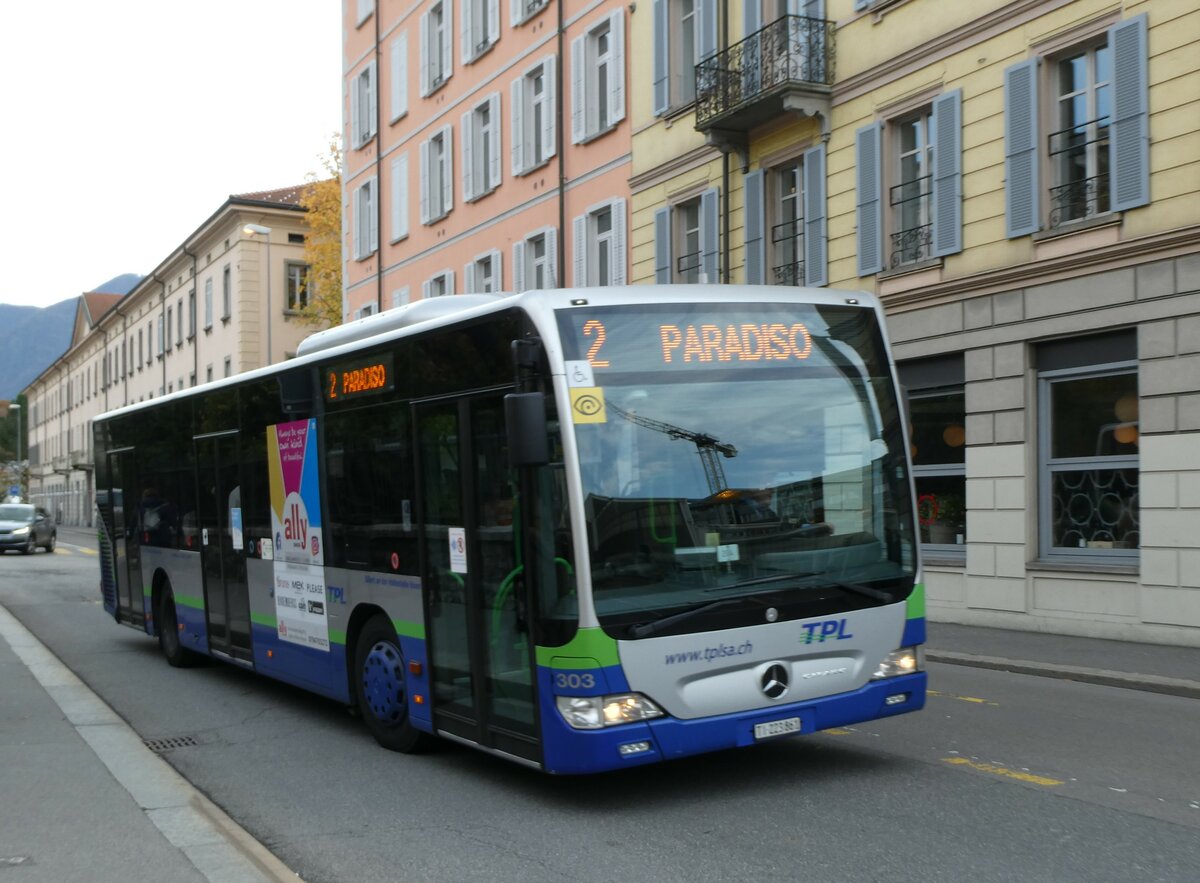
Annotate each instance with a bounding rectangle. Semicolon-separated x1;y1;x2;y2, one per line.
325;352;394;402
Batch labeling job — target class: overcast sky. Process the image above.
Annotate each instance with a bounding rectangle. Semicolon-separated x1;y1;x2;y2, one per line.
0;0;341;309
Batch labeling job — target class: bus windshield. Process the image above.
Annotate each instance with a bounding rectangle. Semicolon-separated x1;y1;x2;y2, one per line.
558;302;917;639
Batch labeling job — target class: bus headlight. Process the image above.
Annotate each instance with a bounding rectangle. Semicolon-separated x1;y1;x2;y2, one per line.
556;693;664;730
871;646;923;680
12;526;30;536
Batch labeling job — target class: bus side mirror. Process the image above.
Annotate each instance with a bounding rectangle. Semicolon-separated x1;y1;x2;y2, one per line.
505;392;549;467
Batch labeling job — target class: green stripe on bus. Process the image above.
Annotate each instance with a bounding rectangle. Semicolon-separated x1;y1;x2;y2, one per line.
329;629;347;646
251;612;276;628
176;594;205;610
536;627;620;668
907;583;925;619
392;619;425;640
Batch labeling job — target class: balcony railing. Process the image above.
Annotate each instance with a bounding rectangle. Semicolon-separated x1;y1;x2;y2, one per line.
695;15;835;132
889;175;932;268
677;250;702;283
771;219;805;286
1047;118;1111;228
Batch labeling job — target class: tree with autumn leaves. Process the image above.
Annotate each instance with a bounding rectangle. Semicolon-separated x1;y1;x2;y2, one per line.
295;136;344;328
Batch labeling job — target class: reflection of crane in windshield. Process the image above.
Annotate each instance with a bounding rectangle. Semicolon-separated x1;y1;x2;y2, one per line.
608;403;737;495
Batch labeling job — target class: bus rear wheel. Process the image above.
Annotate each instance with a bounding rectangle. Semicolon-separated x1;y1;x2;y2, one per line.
158;583;200;668
354;615;432;753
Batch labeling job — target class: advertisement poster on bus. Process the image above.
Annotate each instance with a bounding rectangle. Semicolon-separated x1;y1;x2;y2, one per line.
267;418;329;652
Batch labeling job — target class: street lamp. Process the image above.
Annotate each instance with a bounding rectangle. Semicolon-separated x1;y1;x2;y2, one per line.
243;224;273;367
8;403;21;500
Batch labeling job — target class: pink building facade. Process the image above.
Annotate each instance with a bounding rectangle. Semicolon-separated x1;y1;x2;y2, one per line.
343;0;632;318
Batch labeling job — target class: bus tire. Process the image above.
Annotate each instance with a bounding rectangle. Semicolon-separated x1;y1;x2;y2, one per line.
354;615;432;753
158;583;199;668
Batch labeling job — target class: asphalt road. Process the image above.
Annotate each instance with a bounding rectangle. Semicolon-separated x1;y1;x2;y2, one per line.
3;530;1199;883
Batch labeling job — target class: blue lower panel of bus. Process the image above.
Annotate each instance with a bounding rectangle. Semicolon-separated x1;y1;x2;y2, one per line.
250;623;349;703
539;670;927;775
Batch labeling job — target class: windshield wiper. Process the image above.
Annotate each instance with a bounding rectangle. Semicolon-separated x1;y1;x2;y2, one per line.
628;598;746;639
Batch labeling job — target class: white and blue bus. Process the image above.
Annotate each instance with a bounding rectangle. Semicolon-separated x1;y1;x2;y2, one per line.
94;286;926;774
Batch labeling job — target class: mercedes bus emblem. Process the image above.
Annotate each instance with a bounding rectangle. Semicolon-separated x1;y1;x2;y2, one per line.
761;664;789;699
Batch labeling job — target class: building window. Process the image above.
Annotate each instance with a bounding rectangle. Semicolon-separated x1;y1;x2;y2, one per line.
165;307;172;351
392;287;410;308
207;365;213;383
462;93;501;202
157;316;165;356
390;152;410;242
571;12;625;144
511;0;546;27
653;189;719;284
354;305;376;320
511;56;556;176
420;1;453;96
204;278;213;329
855;90;962;276
423;270;455;299
572;199;626;287
420;127;453;224
352;61;378;147
1037;332;1139;560
138;329;144;369
222;265;232;319
224;357;232;378
286;263;310;312
900;356;966;550
1048;43;1111;227
466;250;502;293
187;289;196;338
462;0;498;64
1004;15;1147;238
354;177;380;258
772;160;805;285
390;32;409;123
651;0;715;115
513;228;557;292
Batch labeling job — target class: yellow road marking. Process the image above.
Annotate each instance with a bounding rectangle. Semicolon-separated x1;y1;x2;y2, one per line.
942;757;1063;786
928;689;999;706
821;728;853;735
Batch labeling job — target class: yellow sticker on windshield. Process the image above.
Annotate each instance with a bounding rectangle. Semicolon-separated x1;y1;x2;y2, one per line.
570;388;607;424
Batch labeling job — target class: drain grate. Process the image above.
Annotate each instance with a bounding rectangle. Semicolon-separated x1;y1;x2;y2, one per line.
143;735;199;753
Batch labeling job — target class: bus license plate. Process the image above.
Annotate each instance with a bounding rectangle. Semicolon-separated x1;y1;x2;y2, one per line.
754;717;801;740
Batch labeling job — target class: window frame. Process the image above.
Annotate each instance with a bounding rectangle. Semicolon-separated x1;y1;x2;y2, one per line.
571;11;625;144
420;126;454;224
354;177;380;259
285;262;310;313
352;61;378;148
420;0;454;97
1045;38;1112;228
1037;359;1139;564
466;249;503;294
511;56;556;176
423;270;456;299
462;0;499;64
463;92;501;202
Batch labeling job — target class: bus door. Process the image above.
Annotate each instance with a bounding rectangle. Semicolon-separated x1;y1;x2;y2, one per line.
194;431;253;662
106;447;145;627
416;395;540;763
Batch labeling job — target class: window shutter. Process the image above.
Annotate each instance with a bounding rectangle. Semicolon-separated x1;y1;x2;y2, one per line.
744;0;760;34
609;11;625;127
511;0;521;26
855;122;883;276
654;206;671;283
366;62;377;139
488;0;500;44
1003;58;1040;237
931;88;963;257
571;34;586;144
611;198;627;286
442;1;454;81
462;109;476;201
700;0;718;61
493;249;504;289
422;279;432;299
419;12;431;96
353;186;364;258
700;187;719;283
742;0;762;97
803;143;828;286
573;214;588;286
460;0;473;63
391;152;409;241
743;169;765;284
510;77;525;175
513;241;526;291
442;126;454;214
446;270;456;295
543;56;557;159
652;0;669;115
390;33;408;121
488;93;502;190
419;140;431;224
1109;13;1149;212
545;227;558;287
369;179;379;253
351;70;361;143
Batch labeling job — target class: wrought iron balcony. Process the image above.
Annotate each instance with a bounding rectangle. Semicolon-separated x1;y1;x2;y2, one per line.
771;219;805;286
889;175;932;268
676;251;702;284
1047;118;1111;228
695;15;834;140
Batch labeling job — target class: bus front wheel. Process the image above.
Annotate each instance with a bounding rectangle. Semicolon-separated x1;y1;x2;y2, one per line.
354;615;432;753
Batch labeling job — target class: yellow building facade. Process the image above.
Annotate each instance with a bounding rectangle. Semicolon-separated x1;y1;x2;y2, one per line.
632;0;1200;644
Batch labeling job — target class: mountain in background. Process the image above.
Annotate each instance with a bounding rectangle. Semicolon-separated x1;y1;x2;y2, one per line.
0;274;142;399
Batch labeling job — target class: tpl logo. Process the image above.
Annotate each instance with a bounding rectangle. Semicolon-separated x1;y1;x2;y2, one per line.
799;618;854;644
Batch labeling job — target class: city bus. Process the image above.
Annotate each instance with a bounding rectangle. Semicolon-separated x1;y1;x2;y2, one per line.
93;286;926;774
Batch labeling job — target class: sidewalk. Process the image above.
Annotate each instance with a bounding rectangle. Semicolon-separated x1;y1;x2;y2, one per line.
926;621;1200;700
0;603;298;883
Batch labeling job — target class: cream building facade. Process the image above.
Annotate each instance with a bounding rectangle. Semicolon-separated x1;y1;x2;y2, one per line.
22;188;317;526
629;0;1199;645
342;0;633;319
